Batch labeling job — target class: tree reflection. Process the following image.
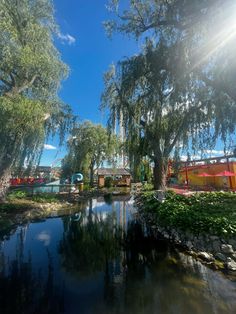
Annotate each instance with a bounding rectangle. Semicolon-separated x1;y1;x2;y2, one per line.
0;250;64;314
59;209;122;277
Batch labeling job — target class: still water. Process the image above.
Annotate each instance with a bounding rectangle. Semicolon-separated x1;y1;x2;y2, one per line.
0;195;236;314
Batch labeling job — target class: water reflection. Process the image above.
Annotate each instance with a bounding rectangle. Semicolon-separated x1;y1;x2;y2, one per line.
0;245;64;314
59;210;122;277
0;196;235;314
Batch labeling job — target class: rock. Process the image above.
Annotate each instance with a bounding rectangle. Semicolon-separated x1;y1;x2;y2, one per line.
185;231;194;240
198;252;214;262
212;240;221;252
231;253;236;261
173;233;181;242
163;231;169;239
226;258;236;271
215;252;227;262
221;244;234;254
228;239;236;250
195;240;206;251
186;241;193;250
210;236;219;241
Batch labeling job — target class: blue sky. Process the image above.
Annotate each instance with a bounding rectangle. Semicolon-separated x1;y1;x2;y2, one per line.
40;0;139;165
40;0;234;166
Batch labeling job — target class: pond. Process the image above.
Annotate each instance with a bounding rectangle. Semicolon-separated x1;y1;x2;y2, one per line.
0;195;236;314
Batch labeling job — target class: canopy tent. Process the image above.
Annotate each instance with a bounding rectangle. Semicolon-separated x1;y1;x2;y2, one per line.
196;172;214;189
214;170;236;190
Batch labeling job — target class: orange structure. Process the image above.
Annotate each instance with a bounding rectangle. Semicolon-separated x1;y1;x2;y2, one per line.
178;160;236;190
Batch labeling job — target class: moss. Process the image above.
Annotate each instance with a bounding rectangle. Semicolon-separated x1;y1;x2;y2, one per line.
214;260;225;270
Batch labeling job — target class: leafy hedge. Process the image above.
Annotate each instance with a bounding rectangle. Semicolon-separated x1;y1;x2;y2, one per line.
138;191;236;237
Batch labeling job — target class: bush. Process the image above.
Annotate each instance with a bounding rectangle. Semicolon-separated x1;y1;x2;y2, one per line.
104;177;113;188
139;191;236;237
31;193;59;203
7;190;27;200
142;183;154;191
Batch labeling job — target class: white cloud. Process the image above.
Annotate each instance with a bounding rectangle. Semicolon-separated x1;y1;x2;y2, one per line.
198;150;231;156
44;144;57;150
180;155;187;161
201;149;224;155
36;231;51;246
58;32;76;45
180;155;201;161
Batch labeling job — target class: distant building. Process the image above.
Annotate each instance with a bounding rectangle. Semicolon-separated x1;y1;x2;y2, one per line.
97;168;131;187
35;166;52;178
178;161;236;189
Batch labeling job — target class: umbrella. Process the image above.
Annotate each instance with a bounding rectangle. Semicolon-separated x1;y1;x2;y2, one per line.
214;171;236;177
214;170;236;190
197;172;213;189
197;172;213;177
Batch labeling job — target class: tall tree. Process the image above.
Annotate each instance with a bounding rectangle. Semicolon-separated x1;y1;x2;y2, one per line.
102;0;236;189
0;0;73;200
63;121;120;187
102;40;235;189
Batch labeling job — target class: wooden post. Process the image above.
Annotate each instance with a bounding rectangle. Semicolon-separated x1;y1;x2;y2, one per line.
185;162;189;188
227;157;233;190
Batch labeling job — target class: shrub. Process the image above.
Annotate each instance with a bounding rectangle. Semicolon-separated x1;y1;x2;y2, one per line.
142;183;154;191
139;191;236;237
7;190;27;200
31;193;58;203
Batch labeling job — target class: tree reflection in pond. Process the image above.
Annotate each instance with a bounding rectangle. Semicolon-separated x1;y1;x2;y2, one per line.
59;209;123;277
0;251;64;314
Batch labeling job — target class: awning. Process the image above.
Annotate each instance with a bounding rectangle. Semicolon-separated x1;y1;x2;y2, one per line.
214;171;236;177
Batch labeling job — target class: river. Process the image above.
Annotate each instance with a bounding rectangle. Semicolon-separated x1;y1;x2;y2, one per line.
0;195;235;314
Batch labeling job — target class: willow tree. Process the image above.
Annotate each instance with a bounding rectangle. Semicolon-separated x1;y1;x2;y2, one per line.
0;0;73;200
63;121;120;187
106;0;236;104
103;41;213;188
102;0;236;189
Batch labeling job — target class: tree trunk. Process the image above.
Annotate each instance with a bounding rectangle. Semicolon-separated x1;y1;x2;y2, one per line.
0;167;11;202
89;164;94;187
153;157;168;190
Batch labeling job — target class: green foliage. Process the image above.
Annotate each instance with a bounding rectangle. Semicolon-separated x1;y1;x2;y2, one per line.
6;191;59;203
140;191;236;238
30;193;59;203
103;0;236;190
0;0;73;197
7;191;58;207
62;121;120;186
142;183;154;191
104;177;113;188
102;41;215;189
7;190;27;200
82;183;91;191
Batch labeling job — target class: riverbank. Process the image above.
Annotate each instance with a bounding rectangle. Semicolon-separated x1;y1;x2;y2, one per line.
0;195;80;239
136;191;236;272
0;188;131;238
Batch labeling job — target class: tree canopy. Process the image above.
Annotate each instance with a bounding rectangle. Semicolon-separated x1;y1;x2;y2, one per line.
62;121;120;186
0;0;73;198
105;0;236;104
102;0;236;189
